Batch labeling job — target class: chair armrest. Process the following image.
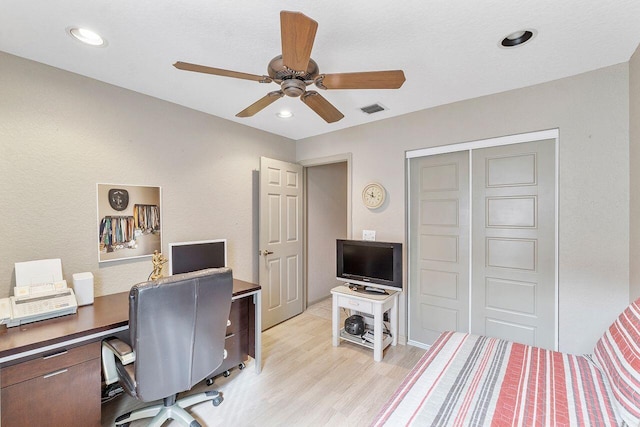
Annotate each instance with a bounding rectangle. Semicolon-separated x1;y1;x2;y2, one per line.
103;337;135;365
101;337;136;386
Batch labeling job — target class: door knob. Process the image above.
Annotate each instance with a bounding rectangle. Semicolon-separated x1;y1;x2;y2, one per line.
261;249;274;256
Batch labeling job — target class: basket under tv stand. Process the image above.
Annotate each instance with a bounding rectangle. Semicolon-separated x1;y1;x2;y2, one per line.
331;284;398;362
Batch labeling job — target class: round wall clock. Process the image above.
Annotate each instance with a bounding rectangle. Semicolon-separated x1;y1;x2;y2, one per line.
362;182;386;209
108;188;129;211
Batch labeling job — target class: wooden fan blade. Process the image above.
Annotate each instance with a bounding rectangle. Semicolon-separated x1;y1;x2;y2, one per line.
280;11;318;72
318;70;406;89
174;61;272;83
236;91;284;118
300;91;344;123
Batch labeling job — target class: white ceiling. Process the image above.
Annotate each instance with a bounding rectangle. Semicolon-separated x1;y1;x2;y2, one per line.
2;0;640;140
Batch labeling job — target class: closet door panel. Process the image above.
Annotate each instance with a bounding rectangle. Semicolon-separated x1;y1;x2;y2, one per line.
409;151;470;346
471;139;556;349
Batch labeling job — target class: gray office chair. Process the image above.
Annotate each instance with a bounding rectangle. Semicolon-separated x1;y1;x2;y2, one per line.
101;268;233;427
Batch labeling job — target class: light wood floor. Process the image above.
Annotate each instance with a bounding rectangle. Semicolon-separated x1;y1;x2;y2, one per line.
102;297;425;426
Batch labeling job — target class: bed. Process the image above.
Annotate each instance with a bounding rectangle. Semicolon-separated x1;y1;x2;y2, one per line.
373;298;640;426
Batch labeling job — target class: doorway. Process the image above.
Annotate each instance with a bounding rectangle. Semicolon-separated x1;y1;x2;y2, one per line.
259;155;350;330
301;154;351;306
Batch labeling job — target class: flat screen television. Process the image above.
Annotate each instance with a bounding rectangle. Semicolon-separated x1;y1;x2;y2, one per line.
336;239;403;292
168;239;227;275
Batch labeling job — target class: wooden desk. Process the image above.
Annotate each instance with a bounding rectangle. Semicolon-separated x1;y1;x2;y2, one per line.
0;278;261;427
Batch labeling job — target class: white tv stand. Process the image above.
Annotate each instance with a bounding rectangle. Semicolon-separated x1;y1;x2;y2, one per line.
331;285;398;362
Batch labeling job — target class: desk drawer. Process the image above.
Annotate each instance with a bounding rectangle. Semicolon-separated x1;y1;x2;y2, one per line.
227;297;249;335
0;341;101;388
1;357;101;427
337;295;374;314
211;329;249;377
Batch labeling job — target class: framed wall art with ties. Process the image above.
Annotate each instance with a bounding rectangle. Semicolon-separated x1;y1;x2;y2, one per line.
97;184;162;263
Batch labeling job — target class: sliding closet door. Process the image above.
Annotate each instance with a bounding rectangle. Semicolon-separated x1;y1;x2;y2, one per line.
409;151;470;345
471;139;556;349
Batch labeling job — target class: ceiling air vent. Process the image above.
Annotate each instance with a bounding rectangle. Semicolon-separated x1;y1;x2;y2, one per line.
360;103;387;114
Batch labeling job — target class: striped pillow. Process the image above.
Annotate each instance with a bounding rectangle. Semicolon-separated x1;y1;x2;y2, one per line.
594;297;640;426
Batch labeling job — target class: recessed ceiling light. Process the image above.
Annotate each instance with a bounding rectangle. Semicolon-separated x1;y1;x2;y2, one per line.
500;29;536;48
276;110;293;119
67;27;106;47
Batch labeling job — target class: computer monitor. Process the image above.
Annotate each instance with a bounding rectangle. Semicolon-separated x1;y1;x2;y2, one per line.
168;239;227;275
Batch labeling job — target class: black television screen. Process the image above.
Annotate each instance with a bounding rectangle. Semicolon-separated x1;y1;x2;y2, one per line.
169;239;227;275
336;239;402;291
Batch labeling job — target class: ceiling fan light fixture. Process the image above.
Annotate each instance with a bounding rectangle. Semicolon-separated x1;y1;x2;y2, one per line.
281;78;307;97
500;29;536;48
276;110;294;119
67;27;106;47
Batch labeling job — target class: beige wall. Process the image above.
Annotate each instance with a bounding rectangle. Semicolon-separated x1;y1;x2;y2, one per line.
297;63;630;354
306;162;348;304
0;51;294;297
630;44;640;301
2;46;635;354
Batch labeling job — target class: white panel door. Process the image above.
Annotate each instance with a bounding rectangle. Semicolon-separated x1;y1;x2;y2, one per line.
409;151;470;345
259;157;304;330
471;139;556;349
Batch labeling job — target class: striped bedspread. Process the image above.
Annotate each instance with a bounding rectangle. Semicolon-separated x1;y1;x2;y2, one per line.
373;332;620;426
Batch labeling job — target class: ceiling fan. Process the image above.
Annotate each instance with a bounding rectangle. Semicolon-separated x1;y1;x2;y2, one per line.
173;11;406;123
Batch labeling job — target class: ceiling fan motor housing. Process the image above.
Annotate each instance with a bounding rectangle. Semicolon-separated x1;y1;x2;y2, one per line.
267;55;319;80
